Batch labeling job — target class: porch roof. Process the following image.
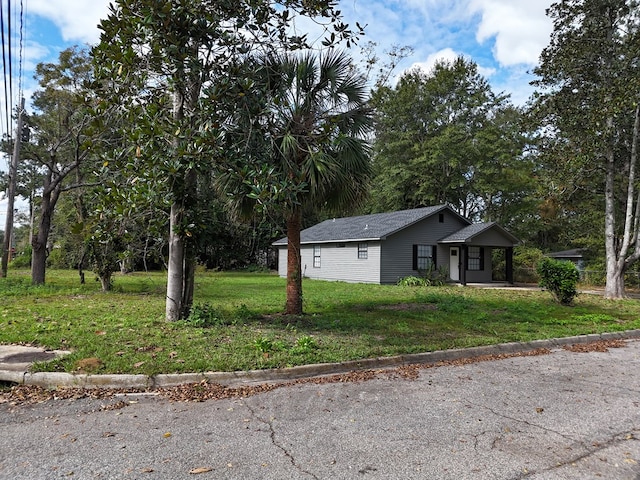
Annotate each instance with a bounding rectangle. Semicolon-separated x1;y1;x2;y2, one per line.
438;222;519;245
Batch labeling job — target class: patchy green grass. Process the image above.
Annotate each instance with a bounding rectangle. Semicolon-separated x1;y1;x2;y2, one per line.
1;269;639;375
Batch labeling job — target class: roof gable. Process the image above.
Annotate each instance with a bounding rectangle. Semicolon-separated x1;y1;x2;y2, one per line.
438;222;520;244
273;205;470;245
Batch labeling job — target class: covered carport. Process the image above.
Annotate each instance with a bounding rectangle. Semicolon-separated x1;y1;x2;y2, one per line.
439;222;520;285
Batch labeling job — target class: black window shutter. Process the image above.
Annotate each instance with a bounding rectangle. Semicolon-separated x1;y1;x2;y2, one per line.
432;246;437;267
480;247;485;270
412;245;418;270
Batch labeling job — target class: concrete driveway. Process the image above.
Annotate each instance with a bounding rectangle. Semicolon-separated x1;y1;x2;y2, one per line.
1;340;639;479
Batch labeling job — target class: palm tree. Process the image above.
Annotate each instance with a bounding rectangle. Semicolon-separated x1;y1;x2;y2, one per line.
230;50;373;315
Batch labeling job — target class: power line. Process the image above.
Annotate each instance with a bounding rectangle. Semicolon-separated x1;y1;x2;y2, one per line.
18;0;24;101
7;0;13;132
1;1;11;144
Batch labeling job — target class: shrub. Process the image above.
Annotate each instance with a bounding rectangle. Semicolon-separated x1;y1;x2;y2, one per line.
292;335;318;354
233;303;254;321
397;265;449;287
253;337;273;353
513;246;545;283
397;275;427;287
185;302;226;327
9;246;32;268
537;257;579;305
424;264;449;286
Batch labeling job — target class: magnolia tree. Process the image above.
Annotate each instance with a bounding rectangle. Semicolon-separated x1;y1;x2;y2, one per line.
92;0;363;320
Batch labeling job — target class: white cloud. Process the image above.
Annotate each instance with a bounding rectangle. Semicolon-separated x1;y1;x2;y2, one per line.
469;0;553;66
15;0;552;109
407;48;496;80
477;65;497;78
407;48;459;74
21;40;51;72
28;0;111;44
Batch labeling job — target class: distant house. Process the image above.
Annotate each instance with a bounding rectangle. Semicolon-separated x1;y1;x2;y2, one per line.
273;205;519;285
548;249;585;271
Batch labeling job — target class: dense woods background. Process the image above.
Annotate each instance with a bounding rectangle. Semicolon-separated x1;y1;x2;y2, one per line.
2;0;640;313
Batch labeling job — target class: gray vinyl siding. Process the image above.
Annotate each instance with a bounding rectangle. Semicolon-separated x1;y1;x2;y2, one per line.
275;209;515;285
277;243;382;283
468;230;515;247
379;212;468;284
464;247;493;283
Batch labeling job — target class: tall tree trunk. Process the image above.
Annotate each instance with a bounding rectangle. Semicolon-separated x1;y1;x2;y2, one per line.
32;198;52;284
99;273;112;292
166;202;185;321
606;269;626;298
604;104;640;298
165;87;200;321
31;229;49;286
31;176;60;285
285;208;303;315
182;246;196;318
604;134;621;299
1;99;24;278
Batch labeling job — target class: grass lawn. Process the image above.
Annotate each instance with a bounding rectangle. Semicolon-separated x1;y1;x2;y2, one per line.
1;269;639;376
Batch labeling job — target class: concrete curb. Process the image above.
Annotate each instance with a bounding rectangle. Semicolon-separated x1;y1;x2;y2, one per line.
2;329;640;390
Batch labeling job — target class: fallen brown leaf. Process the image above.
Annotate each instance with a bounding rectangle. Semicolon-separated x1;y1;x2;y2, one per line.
563;339;626;353
189;467;213;474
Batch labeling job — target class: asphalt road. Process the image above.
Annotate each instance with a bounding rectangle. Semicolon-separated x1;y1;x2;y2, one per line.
1;340;640;480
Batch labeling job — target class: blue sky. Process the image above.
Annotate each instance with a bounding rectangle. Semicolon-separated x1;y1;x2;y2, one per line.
0;0;555;226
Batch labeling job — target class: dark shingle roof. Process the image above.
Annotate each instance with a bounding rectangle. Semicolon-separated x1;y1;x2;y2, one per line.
547;248;584;258
439;222;519;244
273;205;461;245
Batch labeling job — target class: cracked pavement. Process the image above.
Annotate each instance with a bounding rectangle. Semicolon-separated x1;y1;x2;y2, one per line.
1;340;640;479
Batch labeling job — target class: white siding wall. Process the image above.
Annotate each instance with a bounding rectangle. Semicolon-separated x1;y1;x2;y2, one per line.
302;242;381;283
276;243;381;283
277;247;287;277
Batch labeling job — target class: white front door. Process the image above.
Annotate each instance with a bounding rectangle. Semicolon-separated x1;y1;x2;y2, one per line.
450;247;460;281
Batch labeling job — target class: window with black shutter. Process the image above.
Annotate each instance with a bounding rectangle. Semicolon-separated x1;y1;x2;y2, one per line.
413;245;436;270
467;246;484;271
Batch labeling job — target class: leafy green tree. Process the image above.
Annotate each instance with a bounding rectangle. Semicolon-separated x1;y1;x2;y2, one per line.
223;51;373;315
370;56;534;222
471;106;538;232
531;0;640;298
20;47;101;285
93;0;362;320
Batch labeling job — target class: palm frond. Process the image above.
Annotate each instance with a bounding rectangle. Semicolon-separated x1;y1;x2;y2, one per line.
234;48;373;215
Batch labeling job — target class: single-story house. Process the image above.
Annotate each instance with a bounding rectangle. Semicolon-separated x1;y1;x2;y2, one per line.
273;205;520;285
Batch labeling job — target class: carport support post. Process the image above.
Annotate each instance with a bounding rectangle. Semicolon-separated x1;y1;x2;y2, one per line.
460;245;467;285
506;247;514;284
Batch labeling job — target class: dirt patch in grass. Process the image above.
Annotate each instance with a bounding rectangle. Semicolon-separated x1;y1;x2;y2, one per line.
260;313;314;327
378;303;438;311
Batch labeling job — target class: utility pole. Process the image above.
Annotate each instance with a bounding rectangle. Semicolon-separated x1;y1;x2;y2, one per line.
1;97;25;277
